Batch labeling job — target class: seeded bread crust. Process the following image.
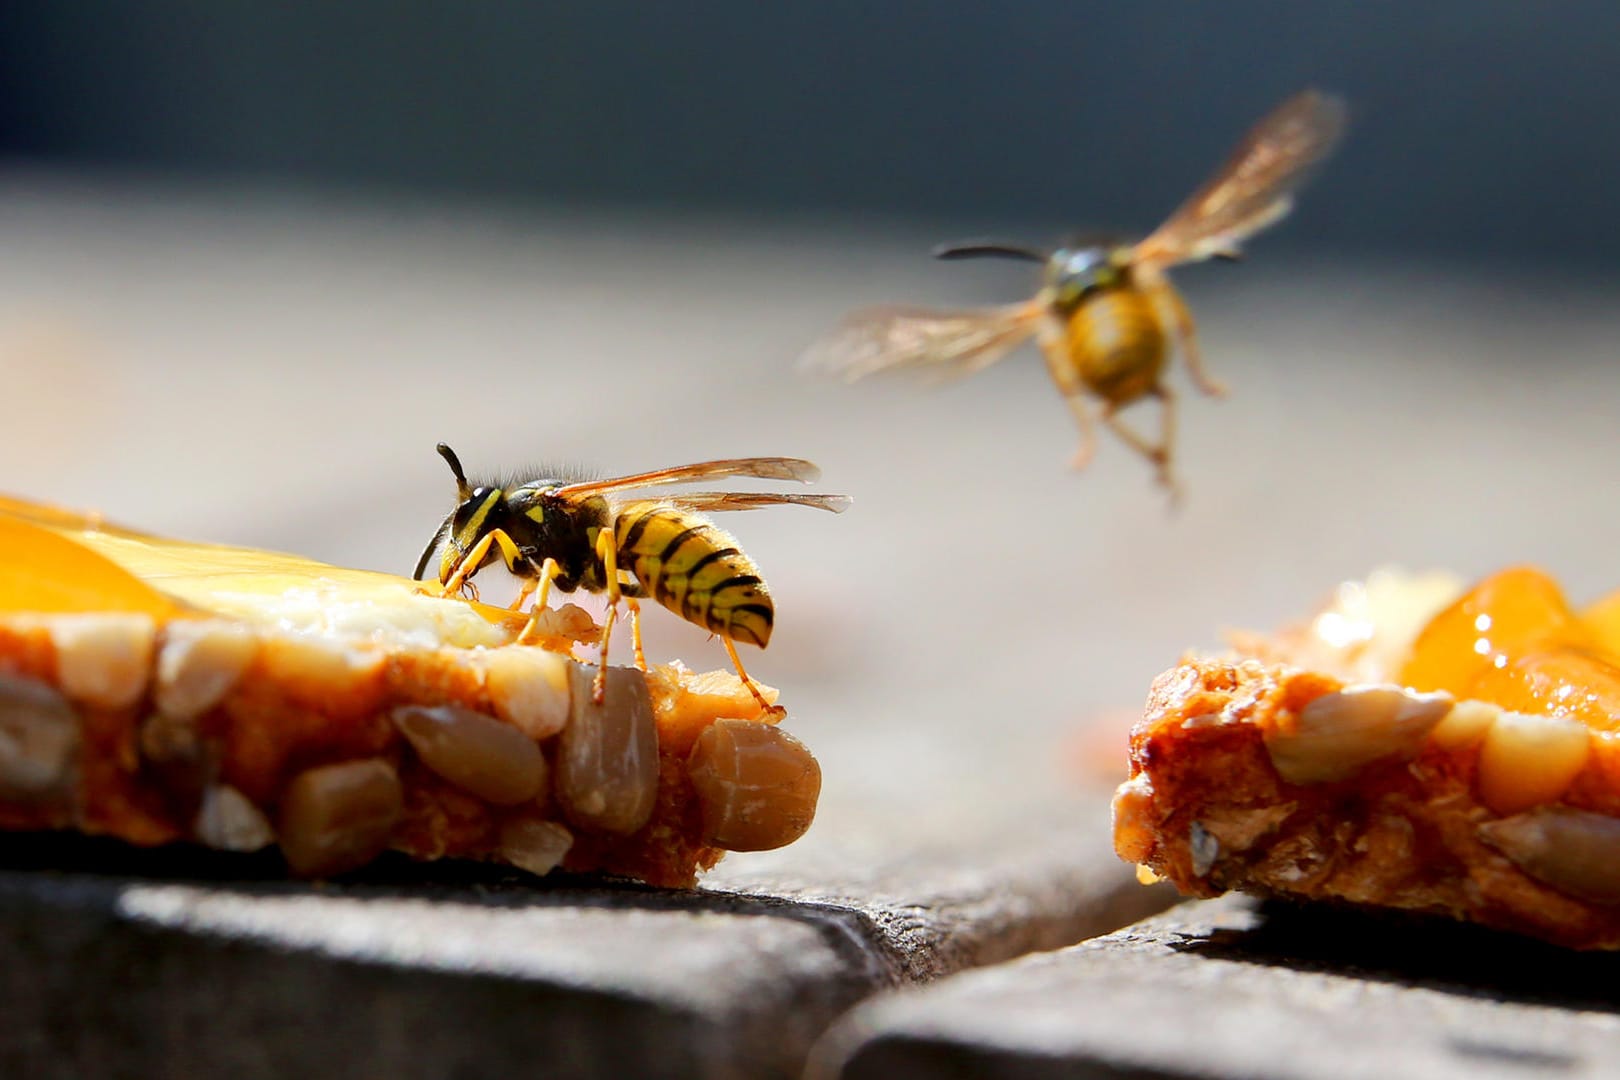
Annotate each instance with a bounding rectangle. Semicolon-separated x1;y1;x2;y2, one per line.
1114;657;1620;950
0;616;816;888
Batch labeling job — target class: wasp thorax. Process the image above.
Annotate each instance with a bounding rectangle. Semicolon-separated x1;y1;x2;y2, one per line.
1047;245;1124;308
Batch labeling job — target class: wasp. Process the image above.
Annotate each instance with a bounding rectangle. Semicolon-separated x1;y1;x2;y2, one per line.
415;444;850;710
803;90;1346;493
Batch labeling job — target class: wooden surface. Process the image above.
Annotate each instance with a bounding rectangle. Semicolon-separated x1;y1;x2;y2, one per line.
822;895;1620;1080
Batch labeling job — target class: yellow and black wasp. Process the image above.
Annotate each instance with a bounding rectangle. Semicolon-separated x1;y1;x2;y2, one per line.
415;444;850;710
803;90;1346;493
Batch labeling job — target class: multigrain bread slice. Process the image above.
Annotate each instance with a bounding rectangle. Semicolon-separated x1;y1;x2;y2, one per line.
0;495;820;887
1114;568;1620;949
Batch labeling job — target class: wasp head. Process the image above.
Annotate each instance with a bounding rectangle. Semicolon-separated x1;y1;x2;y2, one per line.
415;443;513;587
1045;243;1130;308
929;236;1131;310
439;487;513;583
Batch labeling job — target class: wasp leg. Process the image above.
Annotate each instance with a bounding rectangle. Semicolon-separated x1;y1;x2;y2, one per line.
533;556;559;610
592;606;619;705
436;533;493;598
626;597;648;671
1102;388;1180;499
515;558;562;641
1036;322;1098;470
510;577;537;612
590;531;623;705
1154;282;1227;398
438;528;524;599
723;636;785;720
1154;385;1183;504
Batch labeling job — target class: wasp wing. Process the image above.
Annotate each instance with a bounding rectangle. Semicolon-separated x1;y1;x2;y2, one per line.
622;492;852;515
1132;90;1346;272
555;458;823;497
800;300;1045;383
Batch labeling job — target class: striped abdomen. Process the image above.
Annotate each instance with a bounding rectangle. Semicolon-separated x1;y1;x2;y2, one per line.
613;506;775;648
1067;287;1168;406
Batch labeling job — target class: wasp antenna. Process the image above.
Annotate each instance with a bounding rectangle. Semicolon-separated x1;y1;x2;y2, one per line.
436;443;474;501
413;515;453;582
932;240;1049;263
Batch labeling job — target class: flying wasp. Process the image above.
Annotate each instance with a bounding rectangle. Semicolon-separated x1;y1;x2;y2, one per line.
415;444;850;710
802;89;1346;493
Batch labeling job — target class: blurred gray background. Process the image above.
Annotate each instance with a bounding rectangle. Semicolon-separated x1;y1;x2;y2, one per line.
2;3;1617;262
1;3;1618;882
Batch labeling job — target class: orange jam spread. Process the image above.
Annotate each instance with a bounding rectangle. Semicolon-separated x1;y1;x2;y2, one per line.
1400;566;1620;731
